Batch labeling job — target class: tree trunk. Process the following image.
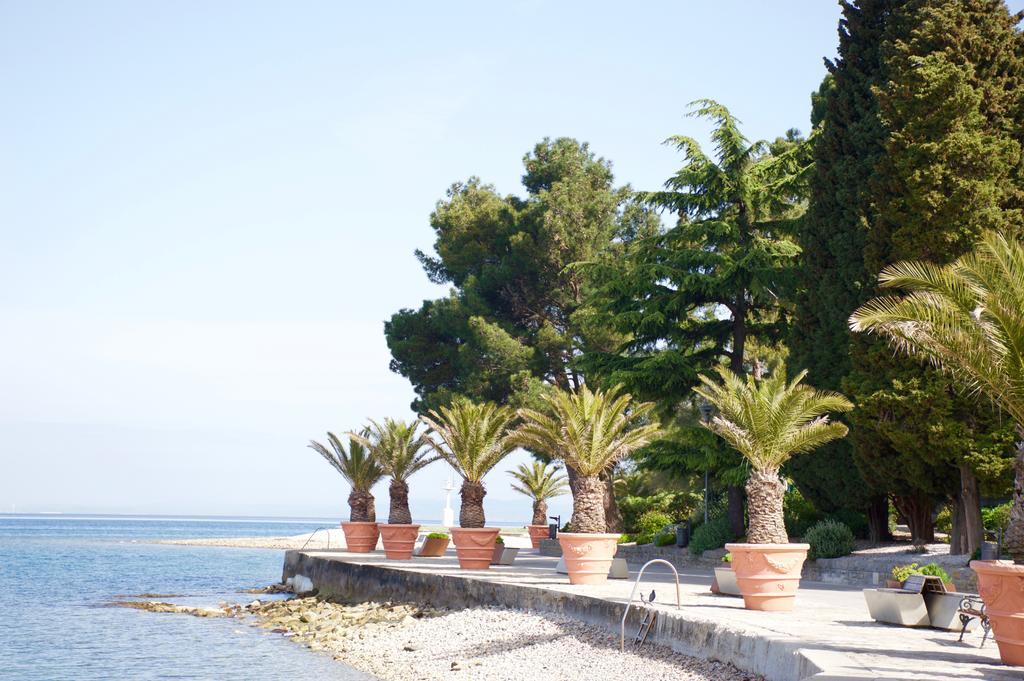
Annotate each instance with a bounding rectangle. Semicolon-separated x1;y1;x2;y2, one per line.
1005;435;1024;564
348;490;376;522
955;464;983;557
894;493;935;544
570;475;607;533
728;485;746;538
459;480;486;528
531;499;548;526
601;471;623;533
745;470;788;544
388;479;412;525
950;496;966;555
866;495;891;543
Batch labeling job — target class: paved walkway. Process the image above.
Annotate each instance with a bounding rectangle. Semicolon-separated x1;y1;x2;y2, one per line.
288;545;1013;681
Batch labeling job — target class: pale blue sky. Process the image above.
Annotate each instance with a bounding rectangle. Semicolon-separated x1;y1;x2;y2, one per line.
5;2;1013;521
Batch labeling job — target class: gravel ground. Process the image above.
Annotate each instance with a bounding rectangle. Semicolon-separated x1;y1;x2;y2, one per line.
252;598;759;681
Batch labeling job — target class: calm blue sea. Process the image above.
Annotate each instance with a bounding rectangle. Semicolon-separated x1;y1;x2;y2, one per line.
0;515;373;680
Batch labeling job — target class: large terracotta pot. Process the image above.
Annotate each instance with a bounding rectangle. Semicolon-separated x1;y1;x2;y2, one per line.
450;527;500;569
340;521;379;553
558;533;620;585
971;560;1024;666
527;525;549;549
418;535;449;557
725;543;809;612
379;524;419;560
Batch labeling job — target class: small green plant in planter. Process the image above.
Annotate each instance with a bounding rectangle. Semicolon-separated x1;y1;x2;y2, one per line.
918;563;952;583
891;563;921;584
419;531;451;557
722;552;732;563
426;532;449;540
494;535;504;545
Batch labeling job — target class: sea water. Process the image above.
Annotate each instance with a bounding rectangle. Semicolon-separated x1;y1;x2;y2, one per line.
0;515;372;680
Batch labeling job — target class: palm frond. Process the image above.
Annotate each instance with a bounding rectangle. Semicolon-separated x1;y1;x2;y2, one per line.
693;365;852;473
419;398;519;483
349;418;439;482
511;384;662;477
307;430;385;491
507;461;569;502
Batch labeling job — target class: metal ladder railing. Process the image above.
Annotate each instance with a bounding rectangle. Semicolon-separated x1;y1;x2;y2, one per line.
620;559;681;651
298;527;333;552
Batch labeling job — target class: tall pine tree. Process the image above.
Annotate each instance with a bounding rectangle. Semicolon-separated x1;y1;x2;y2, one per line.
848;0;1024;551
789;0;899;542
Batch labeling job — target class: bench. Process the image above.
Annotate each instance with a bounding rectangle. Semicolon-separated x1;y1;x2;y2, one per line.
956;594;991;647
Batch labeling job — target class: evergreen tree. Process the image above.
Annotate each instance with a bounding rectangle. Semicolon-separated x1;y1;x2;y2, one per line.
789;0;899;542
583;101;812;536
848;0;1024;548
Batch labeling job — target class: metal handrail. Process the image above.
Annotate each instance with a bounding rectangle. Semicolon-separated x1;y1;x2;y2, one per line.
298;527;332;552
620;559;682;651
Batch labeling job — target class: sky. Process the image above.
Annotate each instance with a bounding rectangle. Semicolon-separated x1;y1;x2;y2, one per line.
5;1;1017;522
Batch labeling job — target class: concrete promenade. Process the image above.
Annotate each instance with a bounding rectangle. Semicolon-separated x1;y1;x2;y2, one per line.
281;545;1013;681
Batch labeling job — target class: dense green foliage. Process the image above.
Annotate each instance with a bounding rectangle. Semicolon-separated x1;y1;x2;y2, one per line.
788;1;893;528
806;520;856;560
689;516;735;556
635;510;674;539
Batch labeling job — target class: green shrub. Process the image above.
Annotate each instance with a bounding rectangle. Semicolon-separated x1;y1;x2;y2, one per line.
426;532;449;539
918;563;951;583
655;532;676;547
634;532;655;545
828;508;869;539
636;510;674;538
620;491;700;533
983;502;1012;532
783;488;824;538
689;516;734;556
892;563;920;583
805;520;855;560
935;505;952;534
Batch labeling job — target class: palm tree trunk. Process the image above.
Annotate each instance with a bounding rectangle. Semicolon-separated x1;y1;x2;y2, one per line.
745;470;788;544
348;490;376;522
388;479;412;525
531;499;547;526
459;480;486;528
571;475;607;534
1005;435;1024;564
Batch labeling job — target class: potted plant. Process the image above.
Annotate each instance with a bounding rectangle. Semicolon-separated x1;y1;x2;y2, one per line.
695;366;852;611
491;535;506;564
419;532;450;557
307;431;385;552
420;398;518;570
351;418;438;560
508;461;569;548
851;231;1024;664
713;552;741;597
513;384;661;585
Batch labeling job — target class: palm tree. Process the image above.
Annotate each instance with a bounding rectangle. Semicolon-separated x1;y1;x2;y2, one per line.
420;398;518;528
508;461;569;526
694;366;853;544
308;431;385;522
512;385;661;534
350;418;439;525
850;230;1024;562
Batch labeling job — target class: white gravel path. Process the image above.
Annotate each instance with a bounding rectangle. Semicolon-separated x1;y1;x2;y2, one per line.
301;605;758;681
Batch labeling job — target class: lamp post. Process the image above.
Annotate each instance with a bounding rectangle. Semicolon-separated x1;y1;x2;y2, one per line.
699;403;715;524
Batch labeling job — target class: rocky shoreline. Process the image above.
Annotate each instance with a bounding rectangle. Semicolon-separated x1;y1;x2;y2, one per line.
113;590;758;681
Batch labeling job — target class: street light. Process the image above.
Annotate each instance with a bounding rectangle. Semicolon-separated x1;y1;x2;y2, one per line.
699;403;715;524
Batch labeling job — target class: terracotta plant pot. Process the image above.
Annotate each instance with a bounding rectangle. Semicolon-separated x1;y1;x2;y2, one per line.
725;543;809;612
971;560;1024;666
379;524;420;560
558;533;620;585
340;521;379;553
450;527;500;569
527;525;549;549
885;580;902;589
491;542;506;564
418;536;449;557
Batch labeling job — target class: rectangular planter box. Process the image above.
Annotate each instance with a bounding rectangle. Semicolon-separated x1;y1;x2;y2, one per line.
715;567;742;596
924;591;977;632
863;589;930;627
491;547;519;565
